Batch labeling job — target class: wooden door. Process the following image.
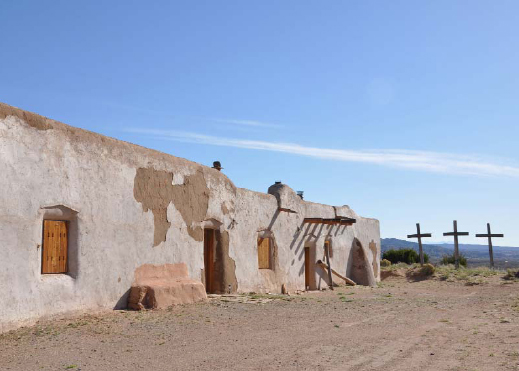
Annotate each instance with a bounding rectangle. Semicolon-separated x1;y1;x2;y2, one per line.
257;237;271;269
42;220;68;274
304;247;310;290
204;229;215;293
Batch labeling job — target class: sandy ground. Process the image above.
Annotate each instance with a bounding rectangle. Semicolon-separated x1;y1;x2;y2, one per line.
1;274;519;371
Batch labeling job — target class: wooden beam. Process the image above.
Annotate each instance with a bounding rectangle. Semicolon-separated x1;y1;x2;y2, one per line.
317;262;356;286
278;208;297;214
407;223;432;266
303;218;323;224
303;217;356;225
322;219;338;225
324;242;334;290
338;217;356;223
475;223;505;269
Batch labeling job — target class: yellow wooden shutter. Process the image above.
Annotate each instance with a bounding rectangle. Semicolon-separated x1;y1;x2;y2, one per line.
42;220;68;274
257;237;271;269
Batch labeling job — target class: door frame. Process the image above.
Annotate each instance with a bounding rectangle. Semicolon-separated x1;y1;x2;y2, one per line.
203;228;216;293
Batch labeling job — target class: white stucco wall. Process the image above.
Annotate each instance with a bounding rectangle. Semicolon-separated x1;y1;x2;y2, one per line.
0;103;380;333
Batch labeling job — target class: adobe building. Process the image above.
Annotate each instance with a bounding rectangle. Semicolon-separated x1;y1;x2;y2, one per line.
0;102;380;333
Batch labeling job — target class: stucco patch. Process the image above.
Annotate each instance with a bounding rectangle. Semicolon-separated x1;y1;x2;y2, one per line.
349;239;376;287
213;230;238;294
369;240;379;278
134;167;210;246
221;203;229;215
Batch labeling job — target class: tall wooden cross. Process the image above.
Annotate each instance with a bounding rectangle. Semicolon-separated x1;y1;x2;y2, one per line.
443;220;469;269
475;223;504;269
407;223;432;265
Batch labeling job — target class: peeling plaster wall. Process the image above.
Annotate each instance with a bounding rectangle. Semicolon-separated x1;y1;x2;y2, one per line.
134;168;210;244
0;102;380;333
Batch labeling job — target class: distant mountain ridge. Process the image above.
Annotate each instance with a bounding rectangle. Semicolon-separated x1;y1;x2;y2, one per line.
381;238;519;268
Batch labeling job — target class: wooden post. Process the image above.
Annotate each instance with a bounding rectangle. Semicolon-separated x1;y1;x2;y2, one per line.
476;223;504;269
443;220;469;269
324;241;334;291
407;223;432;266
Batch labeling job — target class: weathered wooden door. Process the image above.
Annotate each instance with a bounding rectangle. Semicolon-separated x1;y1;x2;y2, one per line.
42;220;68;274
204;229;215;293
304;246;310;290
257;237;271;269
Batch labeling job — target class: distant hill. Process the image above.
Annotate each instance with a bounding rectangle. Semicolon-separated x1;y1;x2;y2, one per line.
381;238;519;269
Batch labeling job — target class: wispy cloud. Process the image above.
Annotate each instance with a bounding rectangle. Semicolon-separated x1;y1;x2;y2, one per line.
212;118;281;128
127;128;519;178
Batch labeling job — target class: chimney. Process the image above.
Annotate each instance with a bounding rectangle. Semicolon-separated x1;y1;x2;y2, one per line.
212;161;223;171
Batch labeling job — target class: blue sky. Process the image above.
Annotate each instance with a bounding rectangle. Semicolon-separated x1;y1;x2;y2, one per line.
1;1;518;246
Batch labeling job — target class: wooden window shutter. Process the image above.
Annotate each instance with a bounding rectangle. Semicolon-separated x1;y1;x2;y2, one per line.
42;220;68;274
325;241;333;259
257;237;271;269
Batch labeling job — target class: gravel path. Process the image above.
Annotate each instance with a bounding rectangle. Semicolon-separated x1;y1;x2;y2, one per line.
1;275;518;370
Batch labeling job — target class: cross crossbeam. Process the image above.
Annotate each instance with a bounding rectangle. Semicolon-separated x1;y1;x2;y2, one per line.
475;223;504;269
443;220;469;269
407;223;432;265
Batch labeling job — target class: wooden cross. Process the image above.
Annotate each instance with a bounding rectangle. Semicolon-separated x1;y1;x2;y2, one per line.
475;223;504;269
443;220;469;269
407;223;432;265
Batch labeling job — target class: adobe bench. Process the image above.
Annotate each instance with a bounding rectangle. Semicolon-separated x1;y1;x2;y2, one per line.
127;263;207;310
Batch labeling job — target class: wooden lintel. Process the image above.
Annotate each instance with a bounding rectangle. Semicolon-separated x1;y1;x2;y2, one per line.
303;218;323;224
303;217;356;225
322;219;337;225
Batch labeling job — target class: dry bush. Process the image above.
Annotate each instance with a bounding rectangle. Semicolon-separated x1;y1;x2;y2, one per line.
380;259;391;267
420;263;435;276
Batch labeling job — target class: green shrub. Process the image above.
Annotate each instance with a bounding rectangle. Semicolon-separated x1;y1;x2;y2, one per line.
380;259;391;267
440;254;467;267
382;249;429;265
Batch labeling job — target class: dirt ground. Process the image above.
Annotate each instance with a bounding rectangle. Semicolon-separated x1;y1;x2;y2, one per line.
1;273;519;371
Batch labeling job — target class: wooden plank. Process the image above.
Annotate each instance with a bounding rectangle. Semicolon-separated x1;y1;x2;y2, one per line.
304;247;310;290
324;242;334;290
59;222;68;273
258;237;270;269
43;220;68;274
204;229;214;293
303;218;323;224
304;217;356;225
443;232;469;236
303;218;355;225
324;241;333;258
407;233;432;238
317;262;356;286
443;220;470;269
476;223;505;269
52;221;60;273
42;220;52;274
